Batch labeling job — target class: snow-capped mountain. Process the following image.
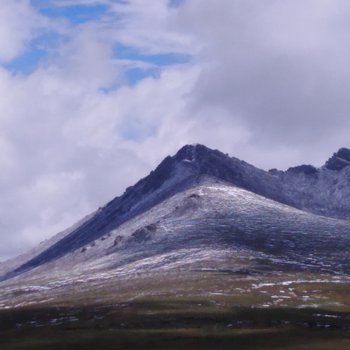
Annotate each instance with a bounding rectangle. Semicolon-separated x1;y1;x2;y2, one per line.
0;144;349;308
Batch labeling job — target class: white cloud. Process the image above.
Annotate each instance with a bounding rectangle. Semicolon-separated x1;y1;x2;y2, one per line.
1;0;350;260
107;0;197;55
0;1;198;260
0;0;47;62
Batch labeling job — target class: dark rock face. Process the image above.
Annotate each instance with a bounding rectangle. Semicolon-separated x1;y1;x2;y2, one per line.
175;144;277;200
268;168;283;176
325;148;350;171
286;165;318;176
113;235;124;247
139;156;175;195
129;224;158;243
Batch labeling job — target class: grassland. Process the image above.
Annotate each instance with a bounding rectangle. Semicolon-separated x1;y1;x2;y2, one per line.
2;293;350;350
1;268;350;349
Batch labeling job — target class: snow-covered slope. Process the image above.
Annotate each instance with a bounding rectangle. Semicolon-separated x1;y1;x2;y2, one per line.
21;181;350;277
1;144;350;287
1;181;350;309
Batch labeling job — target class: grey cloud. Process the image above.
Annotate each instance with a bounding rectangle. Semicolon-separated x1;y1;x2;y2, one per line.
175;0;350;166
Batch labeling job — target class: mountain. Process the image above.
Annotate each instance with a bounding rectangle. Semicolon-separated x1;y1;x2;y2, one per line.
1;144;350;310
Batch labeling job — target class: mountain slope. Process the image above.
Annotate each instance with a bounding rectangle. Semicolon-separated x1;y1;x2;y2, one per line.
1;144;350;287
1;180;350;311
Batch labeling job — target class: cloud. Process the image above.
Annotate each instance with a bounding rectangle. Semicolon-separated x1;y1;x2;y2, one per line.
107;0;196;54
1;0;350;260
0;1;49;62
174;0;350;167
0;0;198;260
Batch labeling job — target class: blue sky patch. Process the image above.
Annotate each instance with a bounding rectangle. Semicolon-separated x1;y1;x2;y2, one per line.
169;0;185;7
126;68;160;86
38;4;108;24
4;49;47;75
4;32;62;74
115;43;191;66
115;43;191;85
5;3;190;79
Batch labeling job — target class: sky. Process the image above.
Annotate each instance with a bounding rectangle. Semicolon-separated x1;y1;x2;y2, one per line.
0;0;350;261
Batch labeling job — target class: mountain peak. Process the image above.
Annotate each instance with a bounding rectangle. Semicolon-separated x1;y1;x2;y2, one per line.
174;143;217;162
324;147;350;171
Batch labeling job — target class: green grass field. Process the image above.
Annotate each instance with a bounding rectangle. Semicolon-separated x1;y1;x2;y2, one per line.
1;296;350;350
1;269;350;349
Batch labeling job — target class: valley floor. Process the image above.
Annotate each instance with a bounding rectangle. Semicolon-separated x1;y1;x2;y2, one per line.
1;270;350;350
1;297;350;350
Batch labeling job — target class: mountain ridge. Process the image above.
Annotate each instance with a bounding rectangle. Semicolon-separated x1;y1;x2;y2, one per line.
1;144;350;283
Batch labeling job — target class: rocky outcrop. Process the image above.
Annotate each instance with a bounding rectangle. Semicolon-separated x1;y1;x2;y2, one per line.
325;148;350;171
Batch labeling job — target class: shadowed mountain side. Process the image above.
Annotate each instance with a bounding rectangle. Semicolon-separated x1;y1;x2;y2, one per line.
0;154;197;281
